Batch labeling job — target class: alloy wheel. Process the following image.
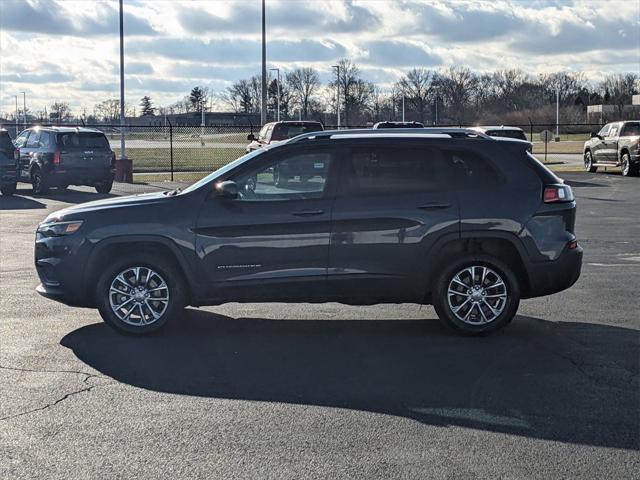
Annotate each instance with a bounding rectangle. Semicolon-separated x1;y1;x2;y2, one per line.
108;266;170;326
447;265;508;325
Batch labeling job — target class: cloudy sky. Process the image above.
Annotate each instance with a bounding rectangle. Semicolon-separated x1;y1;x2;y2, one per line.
0;0;638;115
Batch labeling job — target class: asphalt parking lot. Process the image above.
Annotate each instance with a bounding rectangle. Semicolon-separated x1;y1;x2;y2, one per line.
1;172;638;479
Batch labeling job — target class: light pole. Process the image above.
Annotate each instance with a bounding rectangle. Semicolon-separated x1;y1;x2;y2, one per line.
118;0;127;161
402;95;405;122
332;65;341;128
269;68;280;121
260;0;267;125
20;92;26;127
555;88;560;139
14;96;18;135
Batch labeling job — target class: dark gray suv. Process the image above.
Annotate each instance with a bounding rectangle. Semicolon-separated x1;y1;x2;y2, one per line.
15;127;115;194
35;129;582;335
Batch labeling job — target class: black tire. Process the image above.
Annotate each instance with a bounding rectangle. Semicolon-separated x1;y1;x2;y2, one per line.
584;151;597;173
432;254;521;335
31;169;49;195
95;180;113;194
0;183;17;196
95;252;187;334
620;153;638;177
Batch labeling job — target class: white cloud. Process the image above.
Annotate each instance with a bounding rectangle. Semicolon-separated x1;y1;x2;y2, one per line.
0;0;637;116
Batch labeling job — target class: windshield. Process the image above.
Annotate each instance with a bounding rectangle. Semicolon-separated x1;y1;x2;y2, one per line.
180;148;268;194
621;122;640;136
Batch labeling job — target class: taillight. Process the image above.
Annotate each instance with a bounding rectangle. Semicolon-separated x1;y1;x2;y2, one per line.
14;148;19;161
543;184;574;203
53;150;61;165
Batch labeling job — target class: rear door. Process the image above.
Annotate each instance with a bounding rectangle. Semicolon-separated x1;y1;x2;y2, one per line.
328;140;459;301
56;131;112;175
602;123;620;163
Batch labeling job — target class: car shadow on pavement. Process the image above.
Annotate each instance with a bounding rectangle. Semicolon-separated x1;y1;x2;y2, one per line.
61;312;639;450
0;194;46;210
9;186;117;206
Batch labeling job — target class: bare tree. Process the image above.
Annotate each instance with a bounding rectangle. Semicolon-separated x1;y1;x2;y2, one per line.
599;73;639;118
224;76;261;114
433;67;479;123
396;68;434;122
287;67;320;119
50;101;71;121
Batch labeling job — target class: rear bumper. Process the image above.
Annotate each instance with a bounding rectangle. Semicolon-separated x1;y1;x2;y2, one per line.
524;245;583;298
47;167;114;186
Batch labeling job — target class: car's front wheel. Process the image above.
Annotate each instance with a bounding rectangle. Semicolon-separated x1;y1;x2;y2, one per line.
96;253;186;334
584;151;597;173
433;255;520;335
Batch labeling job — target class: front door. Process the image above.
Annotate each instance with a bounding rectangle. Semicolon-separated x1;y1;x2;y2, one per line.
328;141;459;302
194;145;337;302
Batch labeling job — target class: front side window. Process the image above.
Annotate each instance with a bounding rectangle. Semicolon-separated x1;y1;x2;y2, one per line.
608;126;619;137
343;146;451;196
15;131;29;148
231;149;333;201
257;124;271;142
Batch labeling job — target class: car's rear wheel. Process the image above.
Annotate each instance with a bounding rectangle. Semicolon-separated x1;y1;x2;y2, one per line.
620;153;638;177
584;151;597;173
433;254;520;335
0;183;17;196
96;253;186;334
31;169;49;195
95;180;113;194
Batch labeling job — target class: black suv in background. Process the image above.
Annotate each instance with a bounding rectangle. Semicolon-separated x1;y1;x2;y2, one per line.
0;129;18;196
14;127;115;194
35;129;582;336
583;121;640;176
246;121;324;152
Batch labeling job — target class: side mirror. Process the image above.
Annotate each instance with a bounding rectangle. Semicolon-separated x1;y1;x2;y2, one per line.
247;133;256;141
215;180;239;199
590;132;601;139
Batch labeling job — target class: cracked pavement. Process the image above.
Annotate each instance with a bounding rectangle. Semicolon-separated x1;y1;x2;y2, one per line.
1;174;639;479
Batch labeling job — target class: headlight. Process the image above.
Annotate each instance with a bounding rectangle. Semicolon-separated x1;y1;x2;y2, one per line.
37;220;84;237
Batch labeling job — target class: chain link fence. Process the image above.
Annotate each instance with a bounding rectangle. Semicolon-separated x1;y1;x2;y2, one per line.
5;122;605;195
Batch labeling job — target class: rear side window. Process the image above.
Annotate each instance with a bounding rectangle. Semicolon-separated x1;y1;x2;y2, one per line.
271;123;323;141
343;146;452;196
621;123;640;136
57;132;109;149
446;149;503;187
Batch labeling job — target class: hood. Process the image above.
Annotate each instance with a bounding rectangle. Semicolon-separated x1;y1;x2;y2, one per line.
44;191;171;222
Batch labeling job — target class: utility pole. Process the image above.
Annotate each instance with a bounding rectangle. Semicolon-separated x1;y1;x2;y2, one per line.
332;64;341;128
402;96;405;122
118;0;127;161
14;96;18;135
270;68;280;121
20;92;26;127
555;88;560;139
260;0;267;125
435;95;439;125
201;100;205;136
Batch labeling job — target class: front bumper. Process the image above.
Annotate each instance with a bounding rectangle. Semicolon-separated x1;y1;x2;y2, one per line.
525;244;583;298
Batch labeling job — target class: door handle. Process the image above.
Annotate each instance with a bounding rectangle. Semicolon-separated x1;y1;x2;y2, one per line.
292;209;325;216
418;202;451;210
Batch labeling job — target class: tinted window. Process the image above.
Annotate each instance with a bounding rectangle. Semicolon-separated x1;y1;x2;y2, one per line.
446;149;502;187
14;131;29;148
271;123;323;141
231;150;333;201
26;131;41;148
0;132;14;151
486;129;527;141
39;131;52;148
344;146;451;196
621;122;640;136
57;132;110;149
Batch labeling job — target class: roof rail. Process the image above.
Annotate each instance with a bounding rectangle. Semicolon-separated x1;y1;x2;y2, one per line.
287;127;490;144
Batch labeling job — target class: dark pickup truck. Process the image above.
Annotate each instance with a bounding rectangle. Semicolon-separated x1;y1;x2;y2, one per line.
583;121;640;176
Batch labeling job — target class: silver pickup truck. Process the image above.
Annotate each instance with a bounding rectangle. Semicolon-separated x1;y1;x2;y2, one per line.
583;121;640;176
